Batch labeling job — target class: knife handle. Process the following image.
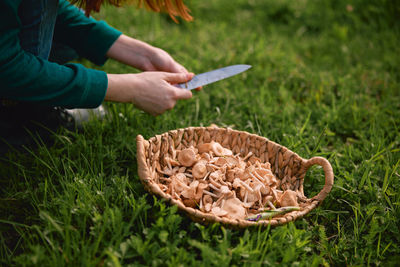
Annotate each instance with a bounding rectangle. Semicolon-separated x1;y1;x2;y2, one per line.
175;83;191;90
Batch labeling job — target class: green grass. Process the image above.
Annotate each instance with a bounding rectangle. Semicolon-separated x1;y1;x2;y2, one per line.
1;0;400;265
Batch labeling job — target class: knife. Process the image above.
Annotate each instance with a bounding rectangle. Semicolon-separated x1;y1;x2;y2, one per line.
176;64;251;90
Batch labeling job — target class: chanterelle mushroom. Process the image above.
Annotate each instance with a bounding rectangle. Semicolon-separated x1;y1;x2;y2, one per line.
178;148;197;167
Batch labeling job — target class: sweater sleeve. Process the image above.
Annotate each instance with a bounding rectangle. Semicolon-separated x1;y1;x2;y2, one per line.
54;0;122;66
0;0;121;108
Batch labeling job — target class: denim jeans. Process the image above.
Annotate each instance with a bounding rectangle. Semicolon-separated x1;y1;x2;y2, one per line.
18;0;59;59
18;0;78;63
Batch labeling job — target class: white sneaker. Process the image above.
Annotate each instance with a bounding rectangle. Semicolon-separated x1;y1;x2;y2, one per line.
66;105;106;126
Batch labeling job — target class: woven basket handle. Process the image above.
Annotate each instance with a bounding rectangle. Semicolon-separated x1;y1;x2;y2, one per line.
304;156;334;203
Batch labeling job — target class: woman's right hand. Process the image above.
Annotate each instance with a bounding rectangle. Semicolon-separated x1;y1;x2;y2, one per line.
105;72;194;116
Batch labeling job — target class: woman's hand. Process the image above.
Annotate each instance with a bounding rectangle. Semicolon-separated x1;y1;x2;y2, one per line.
105;72;194;116
106;34;187;74
144;47;188;73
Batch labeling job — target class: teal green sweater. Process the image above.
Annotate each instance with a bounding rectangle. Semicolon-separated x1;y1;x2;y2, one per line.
0;0;121;108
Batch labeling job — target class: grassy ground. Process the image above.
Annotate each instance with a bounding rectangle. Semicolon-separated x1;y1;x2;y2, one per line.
1;0;399;265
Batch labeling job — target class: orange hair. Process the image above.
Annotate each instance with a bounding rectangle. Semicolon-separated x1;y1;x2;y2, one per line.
70;0;193;22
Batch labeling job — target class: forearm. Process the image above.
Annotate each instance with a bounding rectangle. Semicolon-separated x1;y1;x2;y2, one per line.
106;34;158;71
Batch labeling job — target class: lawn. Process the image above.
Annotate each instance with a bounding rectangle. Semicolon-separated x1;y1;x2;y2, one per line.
1;0;399;265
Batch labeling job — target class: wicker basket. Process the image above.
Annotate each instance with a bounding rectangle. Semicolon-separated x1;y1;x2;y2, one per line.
136;126;334;227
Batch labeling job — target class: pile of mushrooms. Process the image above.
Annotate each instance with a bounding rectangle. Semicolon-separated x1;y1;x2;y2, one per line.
155;141;301;221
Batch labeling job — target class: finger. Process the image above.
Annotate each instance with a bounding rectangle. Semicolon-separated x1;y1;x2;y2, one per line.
169;62;188;74
178;64;189;74
164;72;194;83
171;87;193;100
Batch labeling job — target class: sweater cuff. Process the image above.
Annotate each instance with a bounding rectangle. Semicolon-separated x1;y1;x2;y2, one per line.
83;21;122;66
79;68;108;108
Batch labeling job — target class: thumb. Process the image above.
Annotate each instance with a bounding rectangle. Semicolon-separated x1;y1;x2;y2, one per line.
164;72;194;84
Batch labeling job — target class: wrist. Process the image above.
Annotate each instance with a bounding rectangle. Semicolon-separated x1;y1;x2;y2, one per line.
106;34;156;70
105;73;137;103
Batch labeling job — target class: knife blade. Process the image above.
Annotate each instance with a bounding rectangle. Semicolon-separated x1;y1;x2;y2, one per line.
176;64;251;90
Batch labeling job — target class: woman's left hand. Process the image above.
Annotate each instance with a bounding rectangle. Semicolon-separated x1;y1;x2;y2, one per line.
106;34;186;73
144;47;188;74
